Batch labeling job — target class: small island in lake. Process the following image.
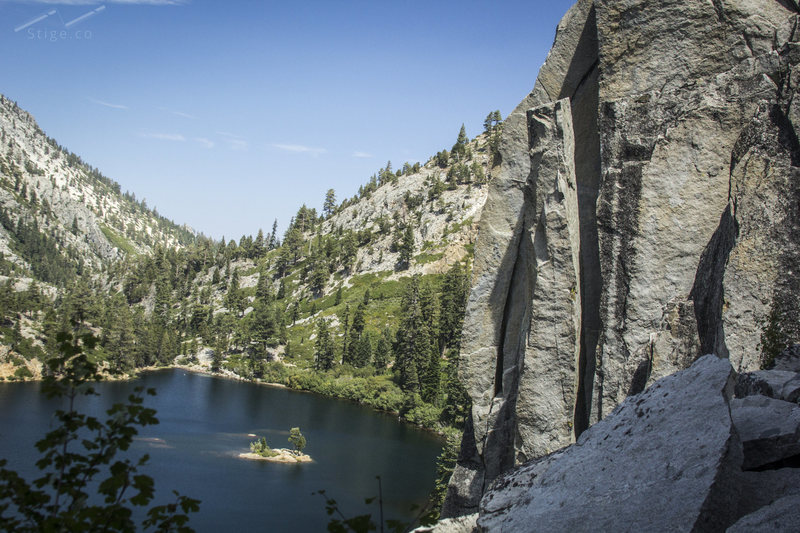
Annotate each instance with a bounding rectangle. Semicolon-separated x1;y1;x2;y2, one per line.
240;428;311;463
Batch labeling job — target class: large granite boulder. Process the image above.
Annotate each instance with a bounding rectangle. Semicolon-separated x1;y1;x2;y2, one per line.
727;493;800;533
477;356;742;532
444;0;800;515
735;369;799;400
730;395;800;470
444;356;800;532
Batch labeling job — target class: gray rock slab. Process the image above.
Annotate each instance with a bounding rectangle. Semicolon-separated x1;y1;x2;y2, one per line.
781;374;800;404
416;514;478;533
735;370;798;399
731;396;800;470
478;355;741;532
735;468;800;519
774;345;800;373
727;493;800;533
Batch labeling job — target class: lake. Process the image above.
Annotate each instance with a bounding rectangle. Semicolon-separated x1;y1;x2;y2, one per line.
0;369;443;531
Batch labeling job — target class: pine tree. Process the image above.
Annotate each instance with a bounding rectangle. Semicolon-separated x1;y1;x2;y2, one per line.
394;276;431;392
255;269;273;303
314;319;335;371
340;304;351;364
452;124;469;161
268;219;279;250
253;228;265;258
225;269;243;316
104;294;135;373
422;340;441;404
456;124;468;145
277;278;286;300
310;255;328;295
488;112;504;166
340;232;357;272
323;189;337;218
351;301;366;337
439;261;469;352
286;226;304;263
153;274;172;326
354;330;372;368
212;334;225;372
398;224;415;269
483;110;502;133
374;328;392;370
471;160;485;185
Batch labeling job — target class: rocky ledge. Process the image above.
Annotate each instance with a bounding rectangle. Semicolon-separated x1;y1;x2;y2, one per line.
430;354;800;532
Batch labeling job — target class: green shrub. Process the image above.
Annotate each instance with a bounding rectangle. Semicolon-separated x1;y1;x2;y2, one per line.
249;436;278;457
13;366;32;379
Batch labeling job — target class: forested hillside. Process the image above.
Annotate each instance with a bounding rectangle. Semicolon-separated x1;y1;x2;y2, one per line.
0;94;504;448
0;94;197;378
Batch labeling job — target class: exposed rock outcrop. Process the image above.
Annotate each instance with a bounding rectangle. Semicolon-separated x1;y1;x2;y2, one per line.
445;0;800;516
478;356;743;532
731;395;800;470
465;356;800;532
735;368;800;401
728;493;800;532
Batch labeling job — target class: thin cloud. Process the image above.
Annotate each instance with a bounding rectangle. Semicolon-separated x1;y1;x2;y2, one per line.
8;1;188;5
140;132;186;141
273;143;327;156
89;97;128;110
352;151;372;159
227;139;248;151
193;137;214;149
159;107;196;119
215;132;248;151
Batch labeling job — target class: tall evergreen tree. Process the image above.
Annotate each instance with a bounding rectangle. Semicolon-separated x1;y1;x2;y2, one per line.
422;340;441;404
374;328;392;370
225;269;243;316
353;330;372;368
253;228;265;258
452;124;469;160
323;189;337;218
104;293;135;373
314;319;335;371
394;276;431;392
398;224;415;269
268;219;279;250
439;261;469;352
340;304;352;364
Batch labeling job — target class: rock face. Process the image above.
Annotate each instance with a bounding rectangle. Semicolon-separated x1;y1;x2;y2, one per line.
472;356;800;532
444;0;800;516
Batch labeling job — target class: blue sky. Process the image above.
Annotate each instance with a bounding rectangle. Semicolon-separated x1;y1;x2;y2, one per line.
0;0;576;240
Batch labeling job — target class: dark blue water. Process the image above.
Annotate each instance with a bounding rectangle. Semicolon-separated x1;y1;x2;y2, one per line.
0;370;442;532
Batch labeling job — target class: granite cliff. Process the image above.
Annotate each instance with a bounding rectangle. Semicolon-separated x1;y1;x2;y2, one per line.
443;0;800;519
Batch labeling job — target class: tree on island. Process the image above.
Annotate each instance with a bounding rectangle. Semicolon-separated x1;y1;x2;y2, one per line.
249;436;276;458
288;427;306;455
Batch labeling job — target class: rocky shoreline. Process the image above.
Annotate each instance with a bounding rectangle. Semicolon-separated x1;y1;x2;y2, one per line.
238;450;312;464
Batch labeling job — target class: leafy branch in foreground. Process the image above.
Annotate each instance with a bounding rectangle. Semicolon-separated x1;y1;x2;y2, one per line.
0;332;200;532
